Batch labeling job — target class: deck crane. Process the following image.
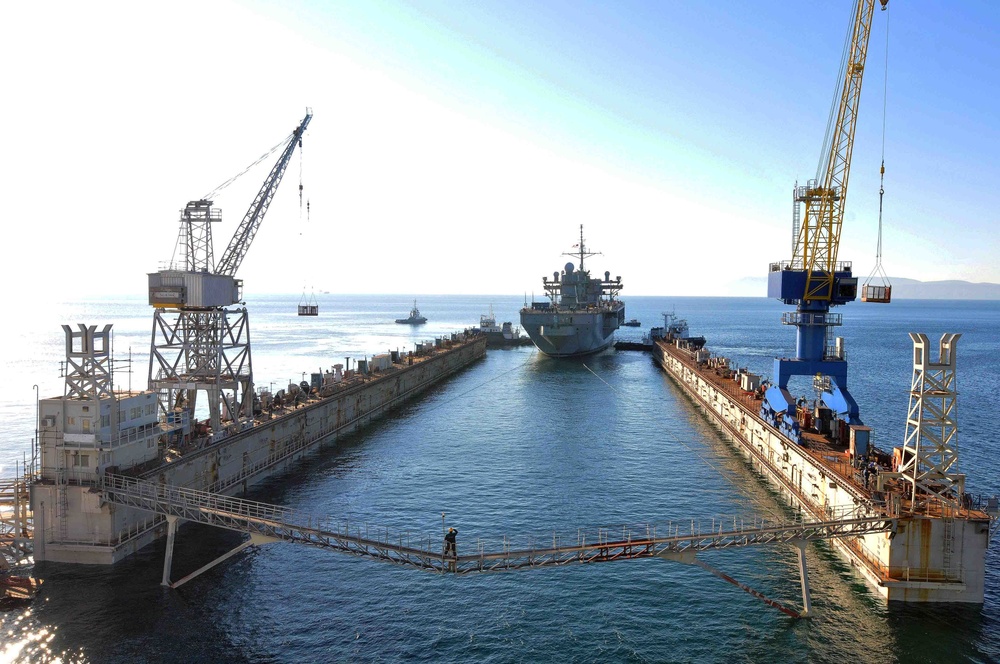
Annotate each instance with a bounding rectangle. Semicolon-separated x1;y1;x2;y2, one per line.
764;1;887;443
147;110;313;435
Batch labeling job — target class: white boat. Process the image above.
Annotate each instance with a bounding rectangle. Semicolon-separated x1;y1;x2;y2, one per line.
479;306;526;347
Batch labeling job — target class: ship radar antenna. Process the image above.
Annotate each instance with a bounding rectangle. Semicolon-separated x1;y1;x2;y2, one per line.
563;224;601;272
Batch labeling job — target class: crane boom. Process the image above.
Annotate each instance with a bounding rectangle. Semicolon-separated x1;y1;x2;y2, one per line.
216;110;313;277
795;0;886;301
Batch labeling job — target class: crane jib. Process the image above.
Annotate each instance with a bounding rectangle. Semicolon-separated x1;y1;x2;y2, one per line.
215;111;313;278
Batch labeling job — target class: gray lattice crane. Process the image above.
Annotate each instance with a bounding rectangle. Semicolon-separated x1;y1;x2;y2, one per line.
147;110;312;435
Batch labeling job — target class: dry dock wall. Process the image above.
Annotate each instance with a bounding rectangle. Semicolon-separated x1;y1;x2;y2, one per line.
32;336;486;565
653;340;988;603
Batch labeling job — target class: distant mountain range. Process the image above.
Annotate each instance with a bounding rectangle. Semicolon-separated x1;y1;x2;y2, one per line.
729;277;1000;300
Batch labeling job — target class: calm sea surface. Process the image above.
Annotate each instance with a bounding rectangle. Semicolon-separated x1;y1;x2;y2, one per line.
1;294;998;663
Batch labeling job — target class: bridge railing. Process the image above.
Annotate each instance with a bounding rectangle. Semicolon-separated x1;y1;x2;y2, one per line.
102;474;894;575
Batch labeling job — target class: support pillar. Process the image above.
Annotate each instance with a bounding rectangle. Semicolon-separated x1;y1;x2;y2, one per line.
794;540;812;618
170;533;278;589
658;550;802;618
161;516;179;587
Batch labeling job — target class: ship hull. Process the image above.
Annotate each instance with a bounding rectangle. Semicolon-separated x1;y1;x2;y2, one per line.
520;305;624;358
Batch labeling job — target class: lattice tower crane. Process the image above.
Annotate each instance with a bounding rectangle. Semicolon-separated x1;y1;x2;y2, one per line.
766;1;887;427
147;110;312;434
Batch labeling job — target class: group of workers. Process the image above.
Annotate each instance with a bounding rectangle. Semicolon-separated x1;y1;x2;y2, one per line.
861;458;881;490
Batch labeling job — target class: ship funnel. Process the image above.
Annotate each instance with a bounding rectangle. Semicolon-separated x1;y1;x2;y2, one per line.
554;271;559;282
605;271;610;281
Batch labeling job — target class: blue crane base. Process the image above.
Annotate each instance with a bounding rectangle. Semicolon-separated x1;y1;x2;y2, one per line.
767;267;858;306
770;357;861;424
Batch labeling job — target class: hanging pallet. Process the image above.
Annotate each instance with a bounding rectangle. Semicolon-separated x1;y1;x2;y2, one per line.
860;284;891;303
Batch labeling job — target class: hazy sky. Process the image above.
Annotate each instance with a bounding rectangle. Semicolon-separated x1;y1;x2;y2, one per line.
3;1;997;298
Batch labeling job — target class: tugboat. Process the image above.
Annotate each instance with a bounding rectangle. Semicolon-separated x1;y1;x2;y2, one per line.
395;300;427;325
519;225;625;357
623;318;641;327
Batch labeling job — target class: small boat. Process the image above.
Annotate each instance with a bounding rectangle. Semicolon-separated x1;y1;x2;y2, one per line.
479;307;527;347
623;319;641;327
1;574;42;605
395;300;427;325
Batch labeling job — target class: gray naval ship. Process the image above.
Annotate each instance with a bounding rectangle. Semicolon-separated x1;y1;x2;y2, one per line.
520;226;625;357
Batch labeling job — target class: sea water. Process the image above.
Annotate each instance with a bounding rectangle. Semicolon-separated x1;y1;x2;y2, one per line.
1;294;998;663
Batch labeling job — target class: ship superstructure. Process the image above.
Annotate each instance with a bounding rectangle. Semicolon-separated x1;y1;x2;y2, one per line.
520;226;624;358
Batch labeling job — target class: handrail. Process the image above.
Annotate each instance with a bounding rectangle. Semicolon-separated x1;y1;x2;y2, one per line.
101;474;894;575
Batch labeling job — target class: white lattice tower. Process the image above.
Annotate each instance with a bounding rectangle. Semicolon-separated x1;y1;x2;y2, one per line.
898;332;964;512
62;324;114;399
177;200;220;272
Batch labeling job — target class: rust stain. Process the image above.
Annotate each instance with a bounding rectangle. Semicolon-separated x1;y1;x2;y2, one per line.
919;518;932;574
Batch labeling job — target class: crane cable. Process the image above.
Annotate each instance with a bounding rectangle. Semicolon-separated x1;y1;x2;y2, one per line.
201;133;292;201
864;8;891;296
297;128;317;310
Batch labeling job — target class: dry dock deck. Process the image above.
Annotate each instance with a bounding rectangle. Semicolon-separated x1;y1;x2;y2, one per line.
658;339;989;523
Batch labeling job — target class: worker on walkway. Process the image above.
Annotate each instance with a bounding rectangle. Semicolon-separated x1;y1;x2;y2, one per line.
444;527;458;557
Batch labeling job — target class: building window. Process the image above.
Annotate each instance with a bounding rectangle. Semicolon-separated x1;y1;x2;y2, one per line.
145;404;156;416
73;454;90;468
101;415;110;428
82;419;90;433
130;406;142;420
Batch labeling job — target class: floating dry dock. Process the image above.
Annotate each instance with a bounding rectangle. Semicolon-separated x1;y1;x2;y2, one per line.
652;317;993;603
30;326;486;565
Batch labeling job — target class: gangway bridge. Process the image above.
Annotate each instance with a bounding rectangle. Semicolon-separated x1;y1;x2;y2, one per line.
103;474;896;617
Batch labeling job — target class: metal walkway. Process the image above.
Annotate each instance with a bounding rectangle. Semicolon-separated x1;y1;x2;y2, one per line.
102;474;894;575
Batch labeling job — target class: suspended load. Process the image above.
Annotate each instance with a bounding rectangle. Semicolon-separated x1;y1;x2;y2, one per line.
298;289;319;316
861;283;890;303
863;21;892;304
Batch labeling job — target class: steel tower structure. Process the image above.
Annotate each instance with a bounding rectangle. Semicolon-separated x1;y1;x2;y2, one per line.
897;333;964;511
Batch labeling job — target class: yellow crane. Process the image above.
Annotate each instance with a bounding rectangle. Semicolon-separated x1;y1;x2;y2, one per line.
766;0;888;427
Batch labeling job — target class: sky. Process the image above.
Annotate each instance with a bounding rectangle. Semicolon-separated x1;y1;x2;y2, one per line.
2;0;998;298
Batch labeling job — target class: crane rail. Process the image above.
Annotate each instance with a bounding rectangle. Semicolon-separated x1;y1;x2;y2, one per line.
102;475;895;575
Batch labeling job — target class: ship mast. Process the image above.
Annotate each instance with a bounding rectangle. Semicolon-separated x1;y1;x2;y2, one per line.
563;224;601;272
